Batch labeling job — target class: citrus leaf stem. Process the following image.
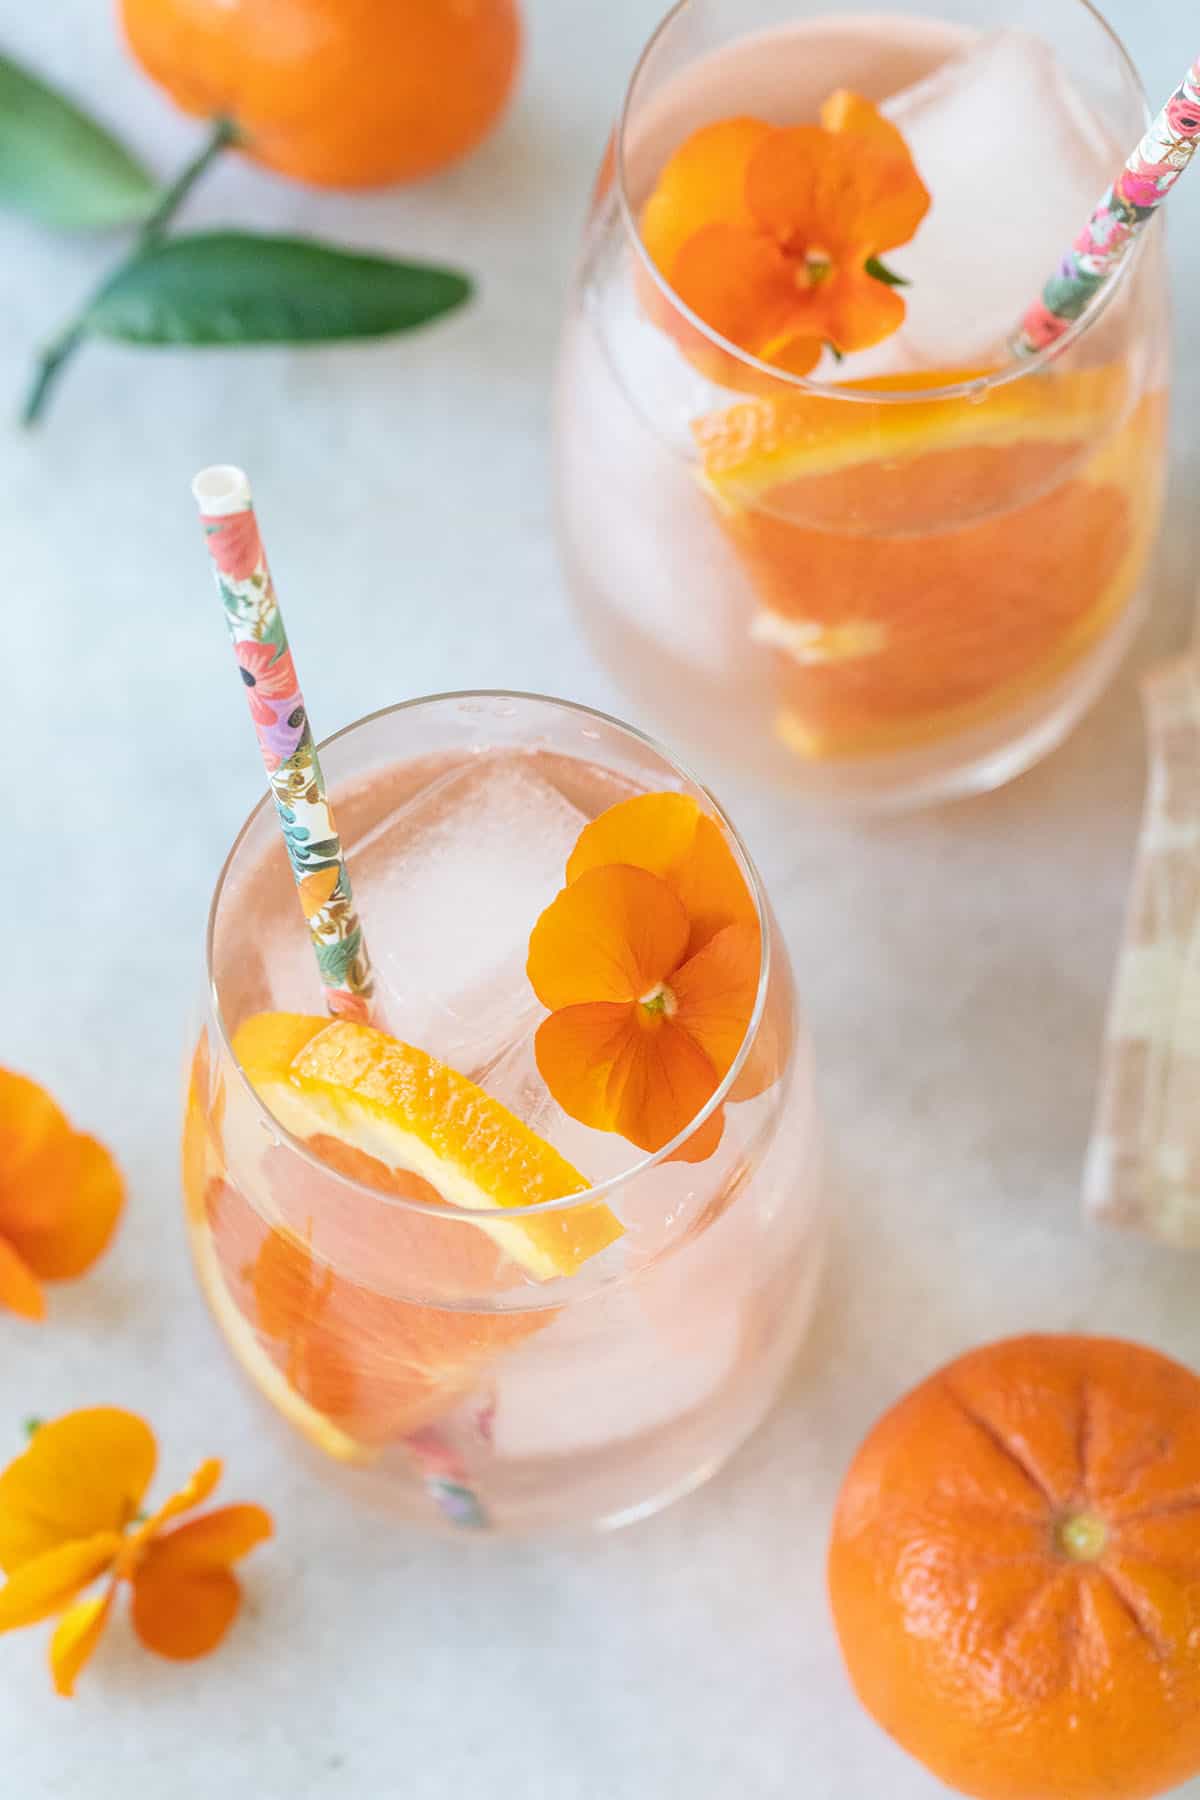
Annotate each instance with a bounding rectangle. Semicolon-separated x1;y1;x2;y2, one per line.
21;115;237;426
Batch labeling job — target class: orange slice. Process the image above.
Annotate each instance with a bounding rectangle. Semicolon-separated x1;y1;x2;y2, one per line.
693;367;1166;756
183;1033;377;1461
235;1013;622;1279
695;365;1125;508
182;1018;623;1457
192;1222;375;1465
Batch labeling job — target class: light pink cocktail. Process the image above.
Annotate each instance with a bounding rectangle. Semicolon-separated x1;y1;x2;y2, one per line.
556;2;1169;808
184;694;823;1531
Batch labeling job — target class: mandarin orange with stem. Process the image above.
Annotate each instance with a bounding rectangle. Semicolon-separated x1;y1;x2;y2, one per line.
119;0;522;189
828;1334;1200;1800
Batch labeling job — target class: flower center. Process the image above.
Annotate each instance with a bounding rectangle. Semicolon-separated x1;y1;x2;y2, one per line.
794;246;834;289
240;667;258;689
639;982;678;1018
114;1534;145;1581
1055;1510;1109;1562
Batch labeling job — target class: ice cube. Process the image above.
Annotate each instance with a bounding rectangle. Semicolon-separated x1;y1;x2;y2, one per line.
256;902;326;1019
480;1029;636;1183
346;756;587;1075
881;31;1115;368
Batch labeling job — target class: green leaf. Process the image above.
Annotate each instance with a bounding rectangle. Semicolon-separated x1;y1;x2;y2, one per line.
316;928;364;987
297;837;342;864
84;232;474;347
864;256;910;289
0;52;160;230
1042;269;1104;322
261;609;288;652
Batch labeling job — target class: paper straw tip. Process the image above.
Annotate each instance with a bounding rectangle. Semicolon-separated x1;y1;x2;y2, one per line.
192;464;252;517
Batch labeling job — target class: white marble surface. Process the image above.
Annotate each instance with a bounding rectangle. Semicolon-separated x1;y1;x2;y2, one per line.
2;2;1198;1795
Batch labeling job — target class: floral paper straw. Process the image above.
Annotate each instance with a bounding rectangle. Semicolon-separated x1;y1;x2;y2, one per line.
193;466;373;1019
192;465;491;1530
1016;57;1200;355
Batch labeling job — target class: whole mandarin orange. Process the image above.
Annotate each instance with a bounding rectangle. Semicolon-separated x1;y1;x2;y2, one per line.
119;0;521;189
828;1334;1200;1800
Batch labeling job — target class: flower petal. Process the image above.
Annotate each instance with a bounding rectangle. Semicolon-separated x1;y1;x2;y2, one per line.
567;795;756;958
851;146;931;252
0;1069;74;1237
0;1409;155;1574
671;923;762;1079
236;641;298;703
148;1504;274;1570
123;1460;222;1564
820;89;916;164
130;1548;248;1656
567;792;701;886
128;1504;271;1665
527;865;689;1010
619;1017;722;1152
823;266;907;351
746;126;930;256
640;117;770;276
50;1585;114;1697
200;510;262;582
0;1533;121;1630
666;1105;726;1164
5;1132;124;1281
535;1005;719;1153
131;1560;242;1662
745;124;846;241
258;647;298;701
0;1237;45;1321
534;1003;641;1136
755;332;825;377
0;1069;64;1165
670;222;799;359
673;816;759;955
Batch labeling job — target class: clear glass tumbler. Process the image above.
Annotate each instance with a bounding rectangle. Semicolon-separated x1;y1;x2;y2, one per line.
183;693;823;1531
555;0;1170;809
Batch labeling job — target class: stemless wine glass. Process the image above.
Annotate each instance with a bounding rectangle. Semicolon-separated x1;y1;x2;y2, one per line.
554;0;1170;809
182;693;823;1532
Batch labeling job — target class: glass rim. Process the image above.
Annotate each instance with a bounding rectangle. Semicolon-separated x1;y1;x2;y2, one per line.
615;0;1154;407
204;688;776;1221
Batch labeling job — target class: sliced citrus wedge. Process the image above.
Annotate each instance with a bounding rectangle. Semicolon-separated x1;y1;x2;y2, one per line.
183;1035;376;1462
691;366;1165;756
182;1019;624;1458
234;1013;624;1280
694;365;1129;509
191;1218;376;1465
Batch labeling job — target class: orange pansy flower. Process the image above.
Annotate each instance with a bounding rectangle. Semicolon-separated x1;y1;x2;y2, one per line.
0;1071;124;1322
0;1409;272;1695
640;93;930;375
528;794;761;1161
